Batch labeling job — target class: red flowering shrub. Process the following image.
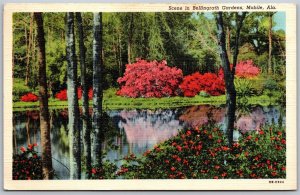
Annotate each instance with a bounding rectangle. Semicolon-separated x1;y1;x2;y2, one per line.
218;60;260;79
13;143;43;180
117;59;183;98
20;93;38;102
88;88;93;100
55;88;82;101
118;125;286;179
179;72;202;97
179;72;225;97
199;73;225;96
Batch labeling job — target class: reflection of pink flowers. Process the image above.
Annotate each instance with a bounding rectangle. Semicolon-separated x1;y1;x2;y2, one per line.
118;109;182;148
236;107;266;133
180;106;274;133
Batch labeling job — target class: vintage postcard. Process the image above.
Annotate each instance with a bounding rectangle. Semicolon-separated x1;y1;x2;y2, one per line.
3;3;297;190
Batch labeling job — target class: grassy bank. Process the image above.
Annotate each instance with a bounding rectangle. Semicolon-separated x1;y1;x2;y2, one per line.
13;88;279;111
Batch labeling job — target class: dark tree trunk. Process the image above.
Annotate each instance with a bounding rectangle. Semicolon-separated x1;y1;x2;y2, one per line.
26;117;31;145
268;13;273;75
66;12;81;179
118;33;123;77
34;12;54;179
127;13;134;64
216;12;245;146
76;12;92;178
92;12;104;167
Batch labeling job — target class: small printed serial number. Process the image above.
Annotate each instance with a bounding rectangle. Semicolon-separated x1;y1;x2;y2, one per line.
269;180;284;184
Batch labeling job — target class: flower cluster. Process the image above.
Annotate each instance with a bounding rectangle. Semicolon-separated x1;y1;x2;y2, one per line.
13;143;43;180
179;72;225;97
90;161;118;179
117;59;183;98
218;60;260;79
117;125;286;179
235;60;260;78
20;93;38;102
55;88;83;101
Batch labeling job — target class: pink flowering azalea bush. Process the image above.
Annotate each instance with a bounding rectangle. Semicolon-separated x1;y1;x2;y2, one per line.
218;60;260;79
179;72;225;97
117;59;183;98
235;60;260;78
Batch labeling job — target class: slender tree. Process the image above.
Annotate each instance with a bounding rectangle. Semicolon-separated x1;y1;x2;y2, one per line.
92;12;104;167
268;13;274;74
66;12;81;179
75;12;92;178
127;13;134;64
215;12;246;146
34;12;54;179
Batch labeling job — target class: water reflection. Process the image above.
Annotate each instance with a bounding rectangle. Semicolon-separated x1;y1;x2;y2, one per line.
13;105;285;179
179;105;285;133
108;109;184;154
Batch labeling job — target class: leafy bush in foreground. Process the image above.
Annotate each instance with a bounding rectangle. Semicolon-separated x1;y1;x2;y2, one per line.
13;144;43;180
118;125;286;179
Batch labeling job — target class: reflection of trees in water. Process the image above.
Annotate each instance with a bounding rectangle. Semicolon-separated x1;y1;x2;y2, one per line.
236;106;285;133
13;110;71;179
179;105;285;133
179;105;225;128
114;109;183;149
13;111;40;154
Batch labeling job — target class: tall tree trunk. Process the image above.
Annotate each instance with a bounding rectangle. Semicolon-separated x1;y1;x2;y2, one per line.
92;12;104;167
26;117;31;145
118;33;123;77
127;13;134;64
66;12;81;179
25;13;33;86
76;12;91;178
226;27;231;63
268;13;273;75
34;12;54;179
13;117;17;155
216;12;245;146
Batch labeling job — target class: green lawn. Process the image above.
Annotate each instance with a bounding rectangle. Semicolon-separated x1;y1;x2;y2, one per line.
13;88;279;111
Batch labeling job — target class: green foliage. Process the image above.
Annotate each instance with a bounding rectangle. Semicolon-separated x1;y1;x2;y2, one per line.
256;53;269;72
13;12;286;93
90;160;118;179
13;78;32;102
199;91;210;98
235;78;256;97
263;78;279;91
